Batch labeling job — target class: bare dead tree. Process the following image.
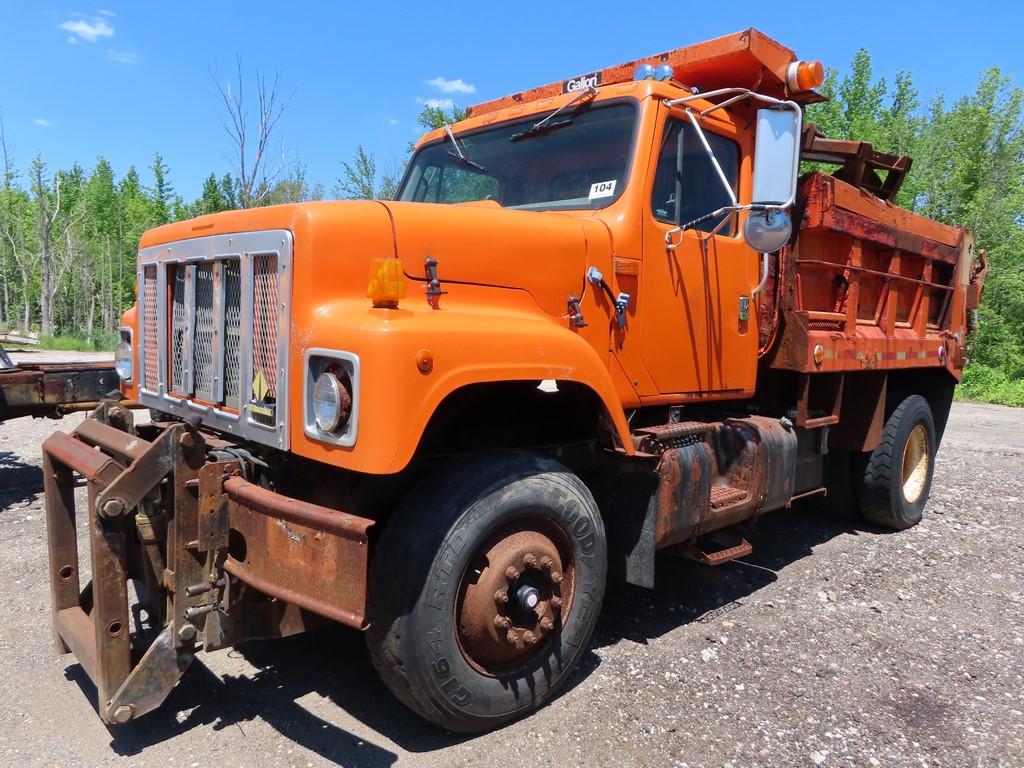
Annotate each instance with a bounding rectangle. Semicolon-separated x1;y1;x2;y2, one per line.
30;156;73;337
212;56;295;208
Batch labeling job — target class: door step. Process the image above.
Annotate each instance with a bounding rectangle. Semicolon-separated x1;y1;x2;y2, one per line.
633;421;716;452
681;536;753;566
709;486;749;509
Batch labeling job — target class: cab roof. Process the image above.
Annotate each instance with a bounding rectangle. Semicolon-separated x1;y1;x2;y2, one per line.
466;28;823;118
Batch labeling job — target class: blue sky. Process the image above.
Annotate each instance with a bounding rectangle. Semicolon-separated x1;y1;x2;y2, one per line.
0;1;1019;201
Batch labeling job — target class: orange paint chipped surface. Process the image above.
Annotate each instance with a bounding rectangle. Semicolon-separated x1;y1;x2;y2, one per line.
121;29;979;475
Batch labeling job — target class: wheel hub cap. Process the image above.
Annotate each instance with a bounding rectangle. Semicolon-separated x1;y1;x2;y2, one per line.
901;424;930;503
455;523;574;674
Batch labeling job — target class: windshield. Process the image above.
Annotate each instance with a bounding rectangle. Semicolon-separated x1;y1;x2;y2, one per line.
397;102;637;211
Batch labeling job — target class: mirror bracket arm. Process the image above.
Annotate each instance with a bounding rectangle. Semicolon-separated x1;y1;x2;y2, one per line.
665;203;784;250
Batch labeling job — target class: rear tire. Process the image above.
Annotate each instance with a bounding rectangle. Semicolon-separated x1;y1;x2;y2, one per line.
856;394;936;530
366;452;606;733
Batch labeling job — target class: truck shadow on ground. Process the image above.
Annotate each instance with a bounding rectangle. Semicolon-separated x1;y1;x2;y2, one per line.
0;450;43;511
68;504;873;765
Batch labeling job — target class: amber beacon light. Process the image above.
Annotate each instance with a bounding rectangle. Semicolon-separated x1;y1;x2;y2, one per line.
788;59;824;91
367;257;406;308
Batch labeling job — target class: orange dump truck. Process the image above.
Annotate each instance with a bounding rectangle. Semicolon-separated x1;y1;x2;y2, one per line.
42;29;985;731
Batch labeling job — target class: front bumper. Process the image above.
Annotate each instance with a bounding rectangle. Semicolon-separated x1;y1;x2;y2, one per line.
42;403;373;724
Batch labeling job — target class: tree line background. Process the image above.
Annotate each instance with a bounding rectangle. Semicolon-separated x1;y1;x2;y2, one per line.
0;52;1021;404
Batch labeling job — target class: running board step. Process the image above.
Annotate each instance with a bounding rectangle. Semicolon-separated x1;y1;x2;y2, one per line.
709;486;749;509
633;421;717;452
680;537;753;566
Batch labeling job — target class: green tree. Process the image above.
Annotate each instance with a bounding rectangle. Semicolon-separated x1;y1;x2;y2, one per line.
149;153;173;225
335;146;397;200
337;105;469;201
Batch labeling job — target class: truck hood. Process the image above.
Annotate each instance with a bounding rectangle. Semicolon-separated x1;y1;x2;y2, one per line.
381;201;605;316
138;199;611;318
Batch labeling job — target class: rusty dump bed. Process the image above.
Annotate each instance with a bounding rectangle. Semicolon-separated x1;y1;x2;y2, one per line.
763;172;982;378
0;356;119;420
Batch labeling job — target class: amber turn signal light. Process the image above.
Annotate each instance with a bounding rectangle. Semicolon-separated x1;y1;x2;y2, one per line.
367;257;406;308
787;59;824;92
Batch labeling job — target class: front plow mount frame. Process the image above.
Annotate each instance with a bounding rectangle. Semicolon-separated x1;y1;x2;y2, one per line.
42;403;372;724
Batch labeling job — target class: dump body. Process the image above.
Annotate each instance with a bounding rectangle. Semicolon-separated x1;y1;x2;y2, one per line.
766;172;978;377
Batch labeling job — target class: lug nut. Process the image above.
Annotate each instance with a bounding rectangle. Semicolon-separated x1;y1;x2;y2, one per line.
505;566;520;582
540;556;554;570
177;623;198;642
523;553;538;569
550;571;563;585
549;596;563;610
506;631;520;646
493;615;511;630
522;631;537;646
494;588;509;605
539;616;554;631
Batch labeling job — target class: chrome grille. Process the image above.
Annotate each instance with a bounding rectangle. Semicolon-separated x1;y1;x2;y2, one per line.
135;230;291;450
193;263;216;401
142;265;158;389
170;267;188;393
223;260;242;409
252;253;279;399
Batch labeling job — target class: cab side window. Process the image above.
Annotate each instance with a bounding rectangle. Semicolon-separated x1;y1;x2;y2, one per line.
651;119;740;235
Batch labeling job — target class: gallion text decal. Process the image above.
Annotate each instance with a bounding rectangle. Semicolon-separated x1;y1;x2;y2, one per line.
563;71;601;94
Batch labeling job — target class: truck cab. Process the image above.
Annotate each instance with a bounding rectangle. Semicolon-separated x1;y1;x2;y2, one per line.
41;30;984;733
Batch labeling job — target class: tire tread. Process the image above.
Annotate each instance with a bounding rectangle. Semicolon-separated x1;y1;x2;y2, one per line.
858;394;932;530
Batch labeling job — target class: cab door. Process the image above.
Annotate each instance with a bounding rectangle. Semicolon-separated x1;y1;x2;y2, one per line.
639;106;760;397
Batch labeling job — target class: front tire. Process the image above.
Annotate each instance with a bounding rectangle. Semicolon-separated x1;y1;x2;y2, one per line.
856;394;937;530
366;452;607;732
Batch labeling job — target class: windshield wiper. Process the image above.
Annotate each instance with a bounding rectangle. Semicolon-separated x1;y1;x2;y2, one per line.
510;85;598;142
443;124;488;172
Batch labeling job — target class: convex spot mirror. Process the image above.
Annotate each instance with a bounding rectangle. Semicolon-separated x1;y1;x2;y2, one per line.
743;209;792;253
751;107;801;207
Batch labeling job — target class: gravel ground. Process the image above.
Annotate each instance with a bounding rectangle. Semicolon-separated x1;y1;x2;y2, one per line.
1;400;1022;767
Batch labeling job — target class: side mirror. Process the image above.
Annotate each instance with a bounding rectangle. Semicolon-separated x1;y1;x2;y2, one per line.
743;209;792;253
751;107;802;206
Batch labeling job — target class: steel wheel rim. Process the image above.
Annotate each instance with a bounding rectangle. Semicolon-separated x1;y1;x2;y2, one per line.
901;423;930;503
454;515;575;676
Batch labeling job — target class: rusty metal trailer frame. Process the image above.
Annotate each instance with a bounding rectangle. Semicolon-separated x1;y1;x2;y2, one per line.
0;344;119;421
42;404;373;724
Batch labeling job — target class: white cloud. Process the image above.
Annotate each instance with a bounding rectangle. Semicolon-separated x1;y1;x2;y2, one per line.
107;49;137;64
34;118;54;127
60;17;114;43
416;97;454;110
98;8;117;16
426;76;475;95
67;36;81;45
387;118;399;126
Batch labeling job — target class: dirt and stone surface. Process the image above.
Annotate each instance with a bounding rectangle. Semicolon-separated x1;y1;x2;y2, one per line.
1;397;1021;767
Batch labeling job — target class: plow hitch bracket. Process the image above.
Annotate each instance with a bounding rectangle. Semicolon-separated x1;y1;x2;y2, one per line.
42;404;376;724
42;409;212;724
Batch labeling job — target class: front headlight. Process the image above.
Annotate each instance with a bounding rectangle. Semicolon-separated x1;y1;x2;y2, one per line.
304;351;360;446
115;329;133;382
312;371;352;433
